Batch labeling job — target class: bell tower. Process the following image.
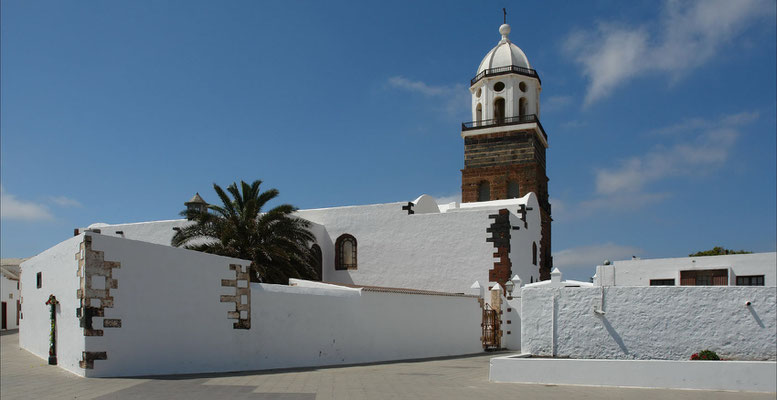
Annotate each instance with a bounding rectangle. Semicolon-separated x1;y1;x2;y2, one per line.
461;23;552;280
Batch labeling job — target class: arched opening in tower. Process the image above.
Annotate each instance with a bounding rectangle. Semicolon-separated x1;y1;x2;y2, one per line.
494;98;505;124
478;180;491;202
519;97;527;118
476;103;482;125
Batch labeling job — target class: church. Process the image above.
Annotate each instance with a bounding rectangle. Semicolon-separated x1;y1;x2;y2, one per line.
16;22;551;377
12;21;777;384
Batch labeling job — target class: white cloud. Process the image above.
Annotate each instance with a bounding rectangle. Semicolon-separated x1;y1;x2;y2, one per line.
387;76;469;117
554;242;642;272
594;112;755;195
433;193;461;206
49;196;82;207
564;0;774;105
560;120;587;129
543;95;573;113
648;111;759;136
0;187;53;221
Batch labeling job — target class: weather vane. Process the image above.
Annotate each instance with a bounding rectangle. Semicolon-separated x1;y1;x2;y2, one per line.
503;8;507;24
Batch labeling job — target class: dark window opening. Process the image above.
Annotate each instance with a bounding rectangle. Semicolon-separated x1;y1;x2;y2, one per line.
507;181;520;199
477;181;491;202
519;97;528;117
680;269;728;286
335;234;357;270
650;279;675;286
309;244;323;281
36;272;42;289
532;242;538;265
736;275;764;286
494;98;505;123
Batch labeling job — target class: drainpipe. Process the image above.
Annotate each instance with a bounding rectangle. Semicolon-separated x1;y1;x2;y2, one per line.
551;294;556;357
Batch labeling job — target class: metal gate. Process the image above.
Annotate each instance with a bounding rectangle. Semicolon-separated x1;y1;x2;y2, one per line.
481;304;501;350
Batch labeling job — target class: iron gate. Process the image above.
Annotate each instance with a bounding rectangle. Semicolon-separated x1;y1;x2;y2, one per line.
481;304;501;350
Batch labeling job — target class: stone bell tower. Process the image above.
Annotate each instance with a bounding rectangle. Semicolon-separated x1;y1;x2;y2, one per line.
461;23;552;280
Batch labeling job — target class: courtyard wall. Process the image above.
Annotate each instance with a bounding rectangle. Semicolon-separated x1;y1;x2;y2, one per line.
521;285;777;360
22;233;482;377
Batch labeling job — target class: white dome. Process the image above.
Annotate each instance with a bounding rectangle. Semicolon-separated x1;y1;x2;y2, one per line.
477;24;531;74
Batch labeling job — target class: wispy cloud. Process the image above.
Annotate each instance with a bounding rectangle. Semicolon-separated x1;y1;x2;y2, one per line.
543;95;573;113
594;112;756;196
387;76;468;117
564;0;774;105
560;120;587;129
648;111;760;136
559;111;758;216
433;193;461;206
554;242;642;273
0;186;53;221
49;196;82;208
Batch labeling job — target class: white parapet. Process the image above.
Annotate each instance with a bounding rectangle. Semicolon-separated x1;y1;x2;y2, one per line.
490;356;777;392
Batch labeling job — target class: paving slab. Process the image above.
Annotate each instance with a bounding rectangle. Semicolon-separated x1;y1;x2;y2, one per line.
2;332;773;400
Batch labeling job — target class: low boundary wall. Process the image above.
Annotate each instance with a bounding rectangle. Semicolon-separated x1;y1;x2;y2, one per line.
22;233;482;377
521;286;777;360
490;355;777;392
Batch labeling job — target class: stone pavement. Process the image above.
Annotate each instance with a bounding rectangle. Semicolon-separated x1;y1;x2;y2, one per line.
2;332;773;400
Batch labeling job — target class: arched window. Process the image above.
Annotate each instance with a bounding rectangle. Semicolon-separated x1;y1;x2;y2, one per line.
507;180;520;199
519;97;528;118
494;97;505;123
309;244;322;281
335;234;357;270
532;242;538;265
476;103;482;125
477;181;490;202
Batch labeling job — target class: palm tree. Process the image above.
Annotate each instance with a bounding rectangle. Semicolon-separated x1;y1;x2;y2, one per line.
172;180;318;284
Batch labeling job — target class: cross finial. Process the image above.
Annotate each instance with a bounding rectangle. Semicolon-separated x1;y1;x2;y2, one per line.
503;8;507;24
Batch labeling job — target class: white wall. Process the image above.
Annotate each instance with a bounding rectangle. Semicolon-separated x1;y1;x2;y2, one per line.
19;235;87;376
43;234;482;377
521;286;776;361
79;193;543;294
490;356;777;392
595;252;777;287
297;193;542;293
1;274;20;330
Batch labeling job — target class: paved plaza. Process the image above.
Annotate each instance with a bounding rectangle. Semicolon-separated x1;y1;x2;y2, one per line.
1;331;773;400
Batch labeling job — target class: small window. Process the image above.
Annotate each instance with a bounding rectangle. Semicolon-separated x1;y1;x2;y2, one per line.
36;272;42;289
507;181;520;199
519;81;527;92
532;242;538;265
476;88;482;97
650;279;675;286
493;81;505;92
335;234;357;270
680;269;728;286
309;244;323;281
477;181;490;202
736;275;764;286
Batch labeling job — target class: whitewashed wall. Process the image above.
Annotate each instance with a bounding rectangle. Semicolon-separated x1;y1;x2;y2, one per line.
298;193;542;293
28;234;481;377
521;286;777;360
79;193;543;294
19;236;87;376
1;274;20;330
595;252;777;286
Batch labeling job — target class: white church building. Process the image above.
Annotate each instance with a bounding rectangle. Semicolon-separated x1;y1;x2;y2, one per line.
18;22;552;377
15;21;776;388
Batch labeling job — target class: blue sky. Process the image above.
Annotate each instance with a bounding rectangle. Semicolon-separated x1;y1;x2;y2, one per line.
2;0;775;280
